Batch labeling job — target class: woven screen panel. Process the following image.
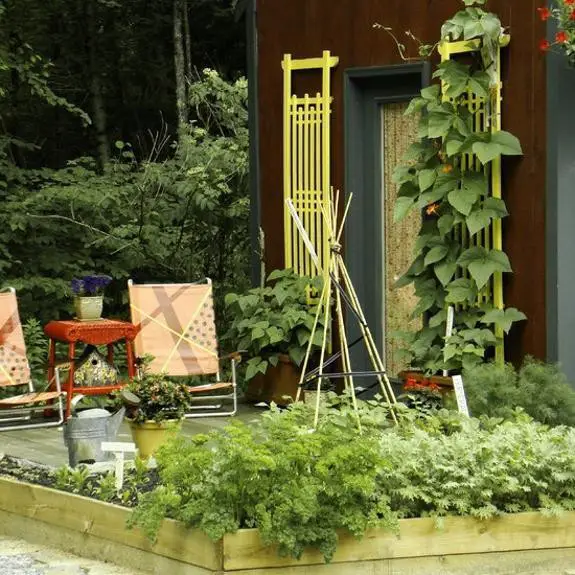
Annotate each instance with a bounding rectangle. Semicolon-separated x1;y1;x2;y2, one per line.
382;102;422;376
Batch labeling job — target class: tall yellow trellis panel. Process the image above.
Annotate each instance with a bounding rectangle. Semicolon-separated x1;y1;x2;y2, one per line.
438;35;509;363
282;51;339;281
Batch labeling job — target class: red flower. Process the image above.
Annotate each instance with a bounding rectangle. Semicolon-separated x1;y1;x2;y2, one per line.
566;0;575;6
540;39;551;51
403;377;441;394
556;30;569;43
571;9;575;20
537;6;551;20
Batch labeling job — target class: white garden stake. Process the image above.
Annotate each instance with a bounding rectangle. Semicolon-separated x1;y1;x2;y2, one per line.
443;306;455;377
101;441;137;491
451;375;470;417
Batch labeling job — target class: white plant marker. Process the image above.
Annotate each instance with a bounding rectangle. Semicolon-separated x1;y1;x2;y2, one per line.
101;441;137;491
452;375;469;417
443;306;455;377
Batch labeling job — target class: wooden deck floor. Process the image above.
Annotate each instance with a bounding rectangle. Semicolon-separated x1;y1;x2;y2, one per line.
0;403;264;468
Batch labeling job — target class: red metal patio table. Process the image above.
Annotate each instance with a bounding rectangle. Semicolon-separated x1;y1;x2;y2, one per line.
44;319;138;420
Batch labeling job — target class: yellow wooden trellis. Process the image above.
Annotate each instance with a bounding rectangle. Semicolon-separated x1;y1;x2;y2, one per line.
282;51;339;281
438;36;510;363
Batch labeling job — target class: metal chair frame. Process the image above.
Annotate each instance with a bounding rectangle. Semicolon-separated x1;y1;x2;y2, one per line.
0;288;65;431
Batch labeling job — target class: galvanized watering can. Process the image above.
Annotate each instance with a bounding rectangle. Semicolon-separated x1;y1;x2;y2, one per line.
63;406;125;467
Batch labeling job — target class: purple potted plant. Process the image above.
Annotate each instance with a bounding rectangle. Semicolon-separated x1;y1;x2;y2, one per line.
71;274;112;321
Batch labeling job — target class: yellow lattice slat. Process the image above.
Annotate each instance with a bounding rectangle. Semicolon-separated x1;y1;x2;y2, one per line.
438;36;509;362
282;51;338;280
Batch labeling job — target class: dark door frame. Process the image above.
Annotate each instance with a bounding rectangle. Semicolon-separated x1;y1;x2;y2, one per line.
343;63;430;368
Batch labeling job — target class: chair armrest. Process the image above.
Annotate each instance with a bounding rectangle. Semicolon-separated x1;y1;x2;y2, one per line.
218;351;247;363
54;361;73;371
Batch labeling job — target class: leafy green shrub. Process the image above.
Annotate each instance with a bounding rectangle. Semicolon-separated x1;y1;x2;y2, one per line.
461;361;519;420
22;318;47;381
223;269;327;381
130;402;575;562
463;357;575;426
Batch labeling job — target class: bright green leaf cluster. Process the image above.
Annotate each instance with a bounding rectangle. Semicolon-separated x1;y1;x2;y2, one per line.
223;269;328;382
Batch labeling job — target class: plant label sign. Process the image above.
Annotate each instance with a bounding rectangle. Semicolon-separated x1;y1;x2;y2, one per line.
452;375;469;416
101;441;137;491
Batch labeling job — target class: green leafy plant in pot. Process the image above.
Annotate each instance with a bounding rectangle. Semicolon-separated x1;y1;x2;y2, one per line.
223;269;328;406
122;369;190;459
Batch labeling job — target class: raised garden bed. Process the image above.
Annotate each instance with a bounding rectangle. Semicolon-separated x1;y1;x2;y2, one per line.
0;454;159;507
1;474;575;574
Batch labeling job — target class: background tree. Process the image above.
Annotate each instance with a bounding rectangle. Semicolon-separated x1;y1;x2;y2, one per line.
0;0;250;335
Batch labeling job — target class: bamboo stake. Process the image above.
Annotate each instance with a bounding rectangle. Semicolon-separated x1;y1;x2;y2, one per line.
295;278;329;403
286;190;398;429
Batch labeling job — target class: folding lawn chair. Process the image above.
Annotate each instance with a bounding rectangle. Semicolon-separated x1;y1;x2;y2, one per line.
0;288;65;430
128;279;238;417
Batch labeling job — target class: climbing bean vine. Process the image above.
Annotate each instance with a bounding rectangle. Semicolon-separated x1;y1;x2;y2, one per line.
393;0;526;373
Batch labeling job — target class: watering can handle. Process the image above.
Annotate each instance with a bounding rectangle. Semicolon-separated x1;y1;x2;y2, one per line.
106;407;126;440
70;394;86;416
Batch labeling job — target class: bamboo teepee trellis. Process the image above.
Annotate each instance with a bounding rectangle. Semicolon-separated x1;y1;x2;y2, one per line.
286;190;398;430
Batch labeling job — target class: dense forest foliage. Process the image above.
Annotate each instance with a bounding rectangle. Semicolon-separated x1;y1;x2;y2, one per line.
0;0;249;328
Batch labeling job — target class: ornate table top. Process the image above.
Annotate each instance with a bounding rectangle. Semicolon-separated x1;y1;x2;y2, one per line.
44;319;138;345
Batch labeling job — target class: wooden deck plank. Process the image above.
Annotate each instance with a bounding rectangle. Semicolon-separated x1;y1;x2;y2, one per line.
0;403;264;468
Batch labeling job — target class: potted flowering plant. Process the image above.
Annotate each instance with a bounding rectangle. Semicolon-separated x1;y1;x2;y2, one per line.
401;377;443;413
122;369;190;459
538;1;575;65
71;274;112;321
398;371;455;414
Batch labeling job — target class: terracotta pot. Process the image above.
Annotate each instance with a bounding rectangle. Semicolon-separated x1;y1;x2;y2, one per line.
74;296;104;321
128;418;183;460
245;355;300;406
398;370;454;391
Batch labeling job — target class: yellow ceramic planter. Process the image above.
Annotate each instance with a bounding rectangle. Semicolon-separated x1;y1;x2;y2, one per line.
128;418;183;460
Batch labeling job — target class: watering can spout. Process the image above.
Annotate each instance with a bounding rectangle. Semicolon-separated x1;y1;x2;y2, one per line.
106;407;126;440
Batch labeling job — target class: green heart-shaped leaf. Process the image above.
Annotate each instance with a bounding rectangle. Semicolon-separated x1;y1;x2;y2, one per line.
434;261;457;286
424;245;449;266
466;209;493;235
418;168;437;192
491;130;523;156
459;247;512;289
448;187;478;216
445;278;477;304
437;213;455;237
394;196;416;222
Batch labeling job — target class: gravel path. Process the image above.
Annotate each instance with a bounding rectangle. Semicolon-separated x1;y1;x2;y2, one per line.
0;537;144;575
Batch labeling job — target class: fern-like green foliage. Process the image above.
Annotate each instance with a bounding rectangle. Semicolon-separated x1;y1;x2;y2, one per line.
22;318;47;382
463;357;575;427
130;402;575;562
